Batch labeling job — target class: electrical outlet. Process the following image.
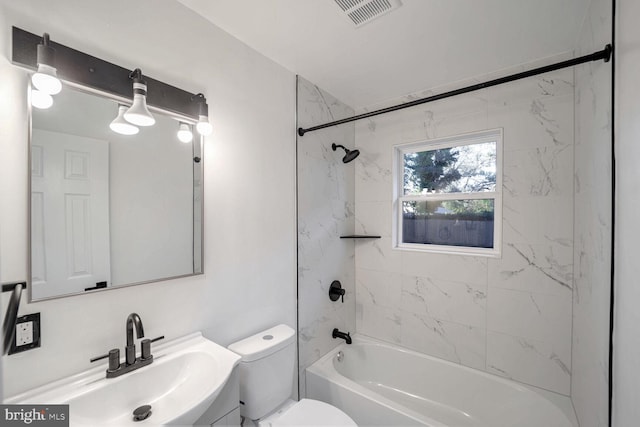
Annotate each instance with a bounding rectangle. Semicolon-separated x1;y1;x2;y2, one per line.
8;313;41;355
16;321;34;345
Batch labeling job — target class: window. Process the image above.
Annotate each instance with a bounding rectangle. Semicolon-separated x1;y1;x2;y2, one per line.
393;129;502;256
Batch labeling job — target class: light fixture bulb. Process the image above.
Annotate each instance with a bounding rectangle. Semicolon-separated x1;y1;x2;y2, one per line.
192;95;213;136
31;64;62;95
124;80;155;127
32;33;62;95
31;89;53;109
177;123;193;143
196;115;213;136
110;105;139;135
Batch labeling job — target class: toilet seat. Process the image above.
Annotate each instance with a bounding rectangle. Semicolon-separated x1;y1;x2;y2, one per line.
258;398;357;426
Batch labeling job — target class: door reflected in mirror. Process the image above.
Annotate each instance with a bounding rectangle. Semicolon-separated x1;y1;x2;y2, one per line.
30;86;203;301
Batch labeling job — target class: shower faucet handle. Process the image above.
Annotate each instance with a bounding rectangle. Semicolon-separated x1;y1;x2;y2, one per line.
329;280;346;303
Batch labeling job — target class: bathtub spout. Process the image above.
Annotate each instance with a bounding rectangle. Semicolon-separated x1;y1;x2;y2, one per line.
332;328;352;344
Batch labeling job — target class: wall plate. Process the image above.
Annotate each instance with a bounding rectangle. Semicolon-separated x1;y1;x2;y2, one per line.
8;312;41;355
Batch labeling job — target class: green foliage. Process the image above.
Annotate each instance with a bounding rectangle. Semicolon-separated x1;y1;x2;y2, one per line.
403;142;497;216
442;199;494;216
404;148;461;193
402;199;494;219
404;143;497;195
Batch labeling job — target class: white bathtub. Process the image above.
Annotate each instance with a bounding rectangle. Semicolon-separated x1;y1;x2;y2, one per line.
306;334;578;427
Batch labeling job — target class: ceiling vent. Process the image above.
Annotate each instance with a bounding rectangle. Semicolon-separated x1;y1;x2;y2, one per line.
333;0;403;27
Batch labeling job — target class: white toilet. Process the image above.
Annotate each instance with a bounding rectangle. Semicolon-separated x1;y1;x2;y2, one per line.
228;324;357;426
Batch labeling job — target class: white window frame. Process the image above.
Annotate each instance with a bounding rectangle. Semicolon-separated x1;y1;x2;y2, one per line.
392;129;503;257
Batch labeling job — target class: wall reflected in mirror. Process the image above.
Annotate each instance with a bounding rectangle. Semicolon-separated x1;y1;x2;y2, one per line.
30;86;203;301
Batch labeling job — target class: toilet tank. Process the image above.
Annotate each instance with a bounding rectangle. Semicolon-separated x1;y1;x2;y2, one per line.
227;324;296;420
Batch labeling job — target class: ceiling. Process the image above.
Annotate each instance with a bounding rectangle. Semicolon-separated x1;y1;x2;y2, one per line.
178;0;591;109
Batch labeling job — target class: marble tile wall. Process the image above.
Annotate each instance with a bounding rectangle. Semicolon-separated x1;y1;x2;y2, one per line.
354;66;576;395
571;0;612;424
296;76;356;397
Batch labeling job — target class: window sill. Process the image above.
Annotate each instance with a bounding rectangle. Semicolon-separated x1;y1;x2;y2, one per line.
393;243;501;258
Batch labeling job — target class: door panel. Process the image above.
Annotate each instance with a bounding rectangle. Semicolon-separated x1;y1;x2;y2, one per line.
31;129;110;298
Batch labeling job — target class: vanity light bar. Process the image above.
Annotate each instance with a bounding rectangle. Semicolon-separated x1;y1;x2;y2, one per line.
11;26;207;122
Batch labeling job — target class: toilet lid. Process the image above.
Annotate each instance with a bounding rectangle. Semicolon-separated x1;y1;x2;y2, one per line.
270;399;357;426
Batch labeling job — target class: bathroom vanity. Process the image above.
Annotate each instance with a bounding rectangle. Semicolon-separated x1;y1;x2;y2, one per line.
5;333;241;426
195;369;241;426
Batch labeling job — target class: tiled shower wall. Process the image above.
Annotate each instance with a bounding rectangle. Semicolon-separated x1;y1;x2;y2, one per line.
571;0;612;424
354;66;576;395
296;76;356;396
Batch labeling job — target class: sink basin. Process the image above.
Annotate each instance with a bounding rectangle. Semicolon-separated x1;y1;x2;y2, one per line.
5;333;241;426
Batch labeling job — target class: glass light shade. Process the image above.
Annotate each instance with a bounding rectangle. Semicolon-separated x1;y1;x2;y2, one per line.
177;123;193;143
31;64;62;95
196;115;213;136
110;105;139;135
31;89;53;109
124;93;155;127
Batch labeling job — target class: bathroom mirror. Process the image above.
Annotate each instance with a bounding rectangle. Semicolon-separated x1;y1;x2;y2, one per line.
29;85;203;301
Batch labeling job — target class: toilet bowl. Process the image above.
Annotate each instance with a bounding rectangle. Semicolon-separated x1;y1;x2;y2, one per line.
228;324;356;426
254;398;356;426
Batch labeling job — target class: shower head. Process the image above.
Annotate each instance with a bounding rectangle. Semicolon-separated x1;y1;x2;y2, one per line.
331;143;360;164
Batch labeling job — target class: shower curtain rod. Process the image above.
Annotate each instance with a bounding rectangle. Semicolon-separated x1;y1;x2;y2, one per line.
297;44;612;137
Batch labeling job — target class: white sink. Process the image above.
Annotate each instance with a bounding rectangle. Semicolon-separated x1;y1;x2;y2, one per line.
5;333;241;426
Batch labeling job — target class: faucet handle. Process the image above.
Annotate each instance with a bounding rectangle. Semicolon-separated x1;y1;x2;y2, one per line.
150;335;165;343
141;339;151;360
141;336;164;360
329;281;346;303
90;353;109;363
90;348;120;371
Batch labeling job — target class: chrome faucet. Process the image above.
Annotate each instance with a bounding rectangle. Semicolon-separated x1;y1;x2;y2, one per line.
90;313;164;379
126;313;145;365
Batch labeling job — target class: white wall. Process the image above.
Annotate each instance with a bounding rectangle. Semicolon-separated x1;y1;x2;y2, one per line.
613;0;640;424
571;0;612;425
353;63;576;395
0;0;296;397
296;76;355;397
